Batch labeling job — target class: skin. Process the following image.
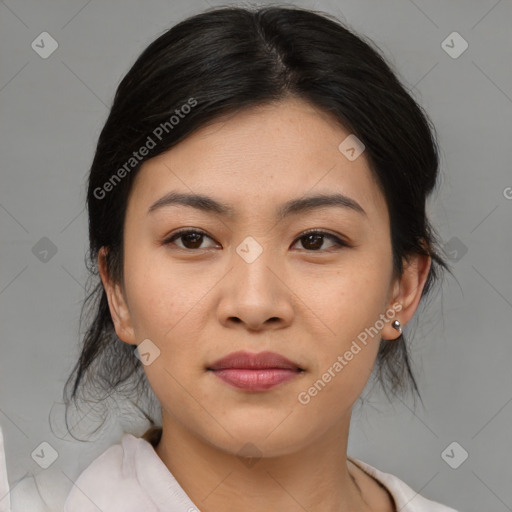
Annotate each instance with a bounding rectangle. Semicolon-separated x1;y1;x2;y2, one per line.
99;97;431;512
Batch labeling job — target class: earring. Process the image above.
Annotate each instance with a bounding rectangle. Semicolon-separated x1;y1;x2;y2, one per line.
392;320;402;335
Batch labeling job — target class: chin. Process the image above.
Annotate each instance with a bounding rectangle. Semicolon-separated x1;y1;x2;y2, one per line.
198;416;314;460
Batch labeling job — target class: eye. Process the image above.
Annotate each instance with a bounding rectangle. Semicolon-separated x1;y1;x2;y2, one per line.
291;229;349;252
163;229;218;250
162;228;349;252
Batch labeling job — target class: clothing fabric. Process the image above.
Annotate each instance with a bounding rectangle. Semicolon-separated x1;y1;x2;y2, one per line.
0;425;69;512
0;426;11;512
61;432;460;512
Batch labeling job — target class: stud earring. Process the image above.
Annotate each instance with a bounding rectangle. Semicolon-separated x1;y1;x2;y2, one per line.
392;320;402;335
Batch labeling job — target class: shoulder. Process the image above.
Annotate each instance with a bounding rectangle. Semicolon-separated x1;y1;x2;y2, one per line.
63;432;199;512
1;425;69;512
63;433;158;512
347;456;461;512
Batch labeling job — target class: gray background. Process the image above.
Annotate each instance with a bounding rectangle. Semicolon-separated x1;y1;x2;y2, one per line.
1;0;511;511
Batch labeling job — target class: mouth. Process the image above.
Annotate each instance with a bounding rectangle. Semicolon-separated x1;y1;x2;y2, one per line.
207;350;305;392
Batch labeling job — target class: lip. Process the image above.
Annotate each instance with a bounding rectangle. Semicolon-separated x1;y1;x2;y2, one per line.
208;351;304;391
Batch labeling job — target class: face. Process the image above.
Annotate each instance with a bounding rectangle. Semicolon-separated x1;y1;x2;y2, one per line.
100;97;429;458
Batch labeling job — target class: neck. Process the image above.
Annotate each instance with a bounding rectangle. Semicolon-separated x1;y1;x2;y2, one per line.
153;413;372;512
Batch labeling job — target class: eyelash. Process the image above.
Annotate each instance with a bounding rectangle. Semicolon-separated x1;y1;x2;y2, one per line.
162;228;350;252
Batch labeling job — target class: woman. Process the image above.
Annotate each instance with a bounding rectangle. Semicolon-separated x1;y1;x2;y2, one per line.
62;6;460;511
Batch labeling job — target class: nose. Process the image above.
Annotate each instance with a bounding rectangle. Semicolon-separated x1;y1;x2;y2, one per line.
216;243;294;332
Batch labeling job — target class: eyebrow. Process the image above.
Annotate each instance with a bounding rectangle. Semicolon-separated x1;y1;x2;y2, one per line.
147;191;367;219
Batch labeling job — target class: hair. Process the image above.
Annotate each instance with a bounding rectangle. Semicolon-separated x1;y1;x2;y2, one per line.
62;5;451;441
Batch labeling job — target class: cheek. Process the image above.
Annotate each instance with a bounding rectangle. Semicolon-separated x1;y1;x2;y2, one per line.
296;253;392;394
301;256;391;339
123;253;218;398
123;249;204;339
294;301;383;424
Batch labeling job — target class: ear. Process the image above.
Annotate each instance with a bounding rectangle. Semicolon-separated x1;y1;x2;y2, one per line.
97;247;136;345
381;252;431;341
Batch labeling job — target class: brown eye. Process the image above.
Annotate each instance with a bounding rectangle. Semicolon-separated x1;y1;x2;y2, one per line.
163;229;348;252
292;230;348;251
164;229;217;250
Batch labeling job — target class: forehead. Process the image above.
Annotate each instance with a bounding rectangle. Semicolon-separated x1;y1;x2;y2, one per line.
128;97;387;223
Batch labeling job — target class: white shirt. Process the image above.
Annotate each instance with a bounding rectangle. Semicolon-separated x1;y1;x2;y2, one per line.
0;425;69;512
0;425;460;511
62;433;460;512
